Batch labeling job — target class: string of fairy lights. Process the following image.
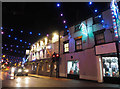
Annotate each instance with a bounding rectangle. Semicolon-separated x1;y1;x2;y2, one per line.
1;2;110;58
56;2;106;38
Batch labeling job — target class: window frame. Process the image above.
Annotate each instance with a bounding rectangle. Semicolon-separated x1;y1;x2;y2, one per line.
75;38;82;51
94;29;105;45
63;40;69;53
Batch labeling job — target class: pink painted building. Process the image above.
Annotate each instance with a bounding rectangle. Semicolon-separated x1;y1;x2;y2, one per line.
28;6;120;83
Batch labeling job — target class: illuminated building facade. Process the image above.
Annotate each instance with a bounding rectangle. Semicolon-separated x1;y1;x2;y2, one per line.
28;2;120;83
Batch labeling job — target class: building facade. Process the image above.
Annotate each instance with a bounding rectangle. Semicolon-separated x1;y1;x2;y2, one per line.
27;8;120;83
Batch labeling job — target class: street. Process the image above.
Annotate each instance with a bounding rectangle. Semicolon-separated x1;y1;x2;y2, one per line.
1;72;120;88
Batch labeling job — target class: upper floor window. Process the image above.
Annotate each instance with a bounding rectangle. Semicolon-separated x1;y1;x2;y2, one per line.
75;24;81;32
94;31;105;45
63;41;69;53
75;38;82;51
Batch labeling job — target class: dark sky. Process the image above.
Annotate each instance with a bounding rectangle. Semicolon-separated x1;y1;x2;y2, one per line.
2;2;119;57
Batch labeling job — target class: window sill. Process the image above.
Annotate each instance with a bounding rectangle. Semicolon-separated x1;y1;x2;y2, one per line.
75;49;83;52
63;52;69;54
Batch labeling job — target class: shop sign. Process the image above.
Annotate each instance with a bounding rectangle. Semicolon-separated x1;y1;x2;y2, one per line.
95;42;117;55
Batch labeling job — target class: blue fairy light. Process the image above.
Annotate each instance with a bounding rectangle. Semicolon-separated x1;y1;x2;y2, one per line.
29;43;31;45
8;35;11;37
1;27;3;30
98;15;101;18
25;42;27;44
89;2;92;5
95;9;97;12
30;32;32;34
15;37;17;40
11;29;13;31
67;30;69;32
57;3;60;7
20;40;22;42
21;30;23;33
101;20;104;23
16;45;19;48
65;25;68;28
14;50;16;52
38;33;41;36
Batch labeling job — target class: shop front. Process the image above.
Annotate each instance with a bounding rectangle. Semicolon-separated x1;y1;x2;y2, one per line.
95;42;120;83
67;60;79;79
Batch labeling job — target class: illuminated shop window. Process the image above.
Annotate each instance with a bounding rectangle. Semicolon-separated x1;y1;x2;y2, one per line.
75;39;82;51
67;60;79;75
102;57;119;77
46;63;50;72
64;41;69;53
95;32;105;44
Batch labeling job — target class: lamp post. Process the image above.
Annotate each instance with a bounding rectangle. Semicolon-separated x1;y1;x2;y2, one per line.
56;30;60;78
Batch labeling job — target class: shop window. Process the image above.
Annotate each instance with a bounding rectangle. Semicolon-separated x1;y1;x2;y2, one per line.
67;60;79;75
46;63;50;72
94;32;105;45
41;64;44;71
102;57;119;77
75;38;82;51
63;41;69;53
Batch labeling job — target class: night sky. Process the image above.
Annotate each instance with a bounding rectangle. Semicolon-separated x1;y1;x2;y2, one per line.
2;2;119;57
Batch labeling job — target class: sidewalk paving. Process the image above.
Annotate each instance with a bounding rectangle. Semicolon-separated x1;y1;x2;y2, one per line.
28;73;71;80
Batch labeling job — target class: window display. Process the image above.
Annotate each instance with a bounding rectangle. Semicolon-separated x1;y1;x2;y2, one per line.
102;57;119;77
67;60;79;75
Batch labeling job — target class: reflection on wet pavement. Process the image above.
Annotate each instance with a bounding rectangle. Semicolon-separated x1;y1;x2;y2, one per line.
1;72;15;80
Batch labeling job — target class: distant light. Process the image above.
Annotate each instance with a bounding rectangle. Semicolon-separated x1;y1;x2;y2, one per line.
47;34;49;37
25;42;27;44
14;50;16;52
1;31;4;34
16;45;19;48
95;9;97;12
10;49;13;51
57;3;60;7
15;38;17;40
2;47;3;49
89;2;92;5
63;20;66;24
1;27;3;30
101;20;104;23
11;29;13;31
67;30;69;32
18;51;20;53
38;33;41;36
65;25;68;28
6;48;8;50
5;44;7;46
60;13;63;16
10;45;13;47
8;35;11;37
22;46;24;48
20;40;22;42
28;46;29;48
29;43;31;45
21;30;23;33
29;32;32;34
98;15;101;18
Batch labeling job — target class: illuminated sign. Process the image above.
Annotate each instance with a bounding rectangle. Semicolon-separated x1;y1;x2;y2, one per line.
75;23;88;36
110;0;120;39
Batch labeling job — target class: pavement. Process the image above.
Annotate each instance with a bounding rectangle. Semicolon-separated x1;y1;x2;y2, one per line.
1;72;120;88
